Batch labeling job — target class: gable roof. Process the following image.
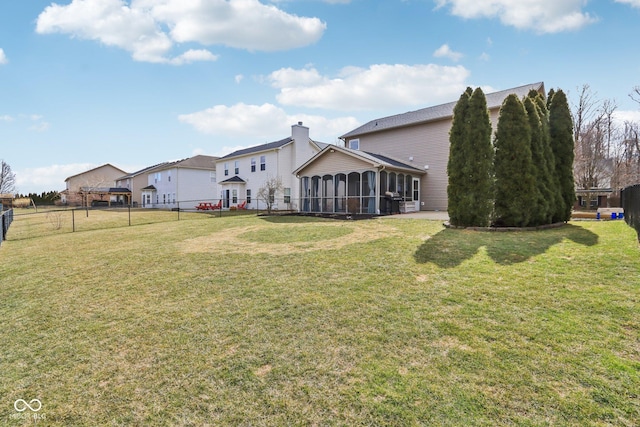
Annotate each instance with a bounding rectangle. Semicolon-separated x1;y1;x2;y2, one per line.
116;162;170;180
220;137;294;160
294;144;425;176
341;82;545;139
154;155;219;172
220;176;247;184
64;163;128;182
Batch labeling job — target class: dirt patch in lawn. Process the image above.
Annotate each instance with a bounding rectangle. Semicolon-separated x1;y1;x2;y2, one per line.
178;221;400;255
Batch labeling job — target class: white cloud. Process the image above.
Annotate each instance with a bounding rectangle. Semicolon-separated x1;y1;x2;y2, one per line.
147;0;326;51
268;63;471;110
613;110;640;124
169;49;219;65
433;44;463;61
0;115;14;122
15;163;97;193
178;102;359;143
615;0;640;8
36;0;172;63
36;0;326;63
0;48;7;64
434;0;598;33
235;74;244;84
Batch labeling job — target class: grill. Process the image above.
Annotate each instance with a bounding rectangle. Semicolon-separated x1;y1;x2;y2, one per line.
383;191;403;214
385;191;403;201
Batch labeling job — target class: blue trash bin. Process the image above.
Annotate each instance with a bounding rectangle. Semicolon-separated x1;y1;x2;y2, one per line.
611;212;617;219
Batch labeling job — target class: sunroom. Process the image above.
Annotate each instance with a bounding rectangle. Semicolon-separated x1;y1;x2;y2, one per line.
293;145;425;215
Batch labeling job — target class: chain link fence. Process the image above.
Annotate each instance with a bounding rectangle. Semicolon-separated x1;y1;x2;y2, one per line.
621;184;640;241
3;197;298;242
1;208;13;246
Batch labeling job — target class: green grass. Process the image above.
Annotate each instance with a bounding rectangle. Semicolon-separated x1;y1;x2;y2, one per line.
1;213;639;426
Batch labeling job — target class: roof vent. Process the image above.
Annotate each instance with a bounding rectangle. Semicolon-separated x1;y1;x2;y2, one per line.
298;121;303;126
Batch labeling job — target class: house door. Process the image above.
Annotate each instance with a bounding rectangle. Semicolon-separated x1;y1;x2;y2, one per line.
224;189;230;208
413;178;420;211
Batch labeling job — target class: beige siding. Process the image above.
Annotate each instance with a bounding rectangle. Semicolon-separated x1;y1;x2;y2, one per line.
349;107;501;211
351;119;450;211
298;151;376;177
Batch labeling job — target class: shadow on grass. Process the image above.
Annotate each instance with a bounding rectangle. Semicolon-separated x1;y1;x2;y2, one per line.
414;224;598;267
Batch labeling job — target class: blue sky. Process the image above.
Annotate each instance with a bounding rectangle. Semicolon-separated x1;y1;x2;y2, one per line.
1;0;640;194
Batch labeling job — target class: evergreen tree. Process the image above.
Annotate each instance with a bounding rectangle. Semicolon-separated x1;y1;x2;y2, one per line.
534;93;563;223
493;94;536;227
463;87;494;226
547;89;556;109
548;89;575;222
524;96;551;225
447;87;472;226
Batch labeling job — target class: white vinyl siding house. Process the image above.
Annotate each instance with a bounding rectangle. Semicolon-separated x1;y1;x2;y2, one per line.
216;123;324;210
140;155;218;209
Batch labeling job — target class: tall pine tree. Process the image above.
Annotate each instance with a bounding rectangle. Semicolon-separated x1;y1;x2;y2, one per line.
447;88;472;226
447;87;493;227
533;93;563;224
548;89;575;222
524;96;550;226
493;94;536;227
464;87;494;226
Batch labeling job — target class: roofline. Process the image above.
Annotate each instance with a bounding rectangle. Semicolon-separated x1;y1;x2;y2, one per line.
341;82;545;139
219;138;294;160
64;163;128;182
152;155;219;172
294;144;425;176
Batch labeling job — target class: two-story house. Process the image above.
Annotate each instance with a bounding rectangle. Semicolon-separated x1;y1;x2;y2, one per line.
216;123;326;210
140;155;218;209
293;83;545;214
60;163;129;206
115;162;169;207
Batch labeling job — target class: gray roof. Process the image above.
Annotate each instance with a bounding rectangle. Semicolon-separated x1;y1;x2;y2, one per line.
117;162;170;180
220;137;293;160
154;155;219;171
220;176;247;184
341;82;545;139
364;152;424;172
294;144;425;175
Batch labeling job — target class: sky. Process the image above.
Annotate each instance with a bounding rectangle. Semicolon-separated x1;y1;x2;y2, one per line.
1;0;640;194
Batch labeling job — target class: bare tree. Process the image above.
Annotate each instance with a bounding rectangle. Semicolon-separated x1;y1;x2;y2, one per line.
257;176;283;214
630;86;640;106
572;85;618;207
611;120;640;191
0;160;16;194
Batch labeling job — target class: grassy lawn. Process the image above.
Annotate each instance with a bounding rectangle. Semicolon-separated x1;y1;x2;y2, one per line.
1;213;639;426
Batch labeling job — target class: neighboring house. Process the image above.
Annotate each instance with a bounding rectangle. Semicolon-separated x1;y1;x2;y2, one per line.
60;163;129;206
116;162;169;207
339;82;545;211
140;155;218;209
0;193;13;211
293;145;425;215
216;122;325;210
